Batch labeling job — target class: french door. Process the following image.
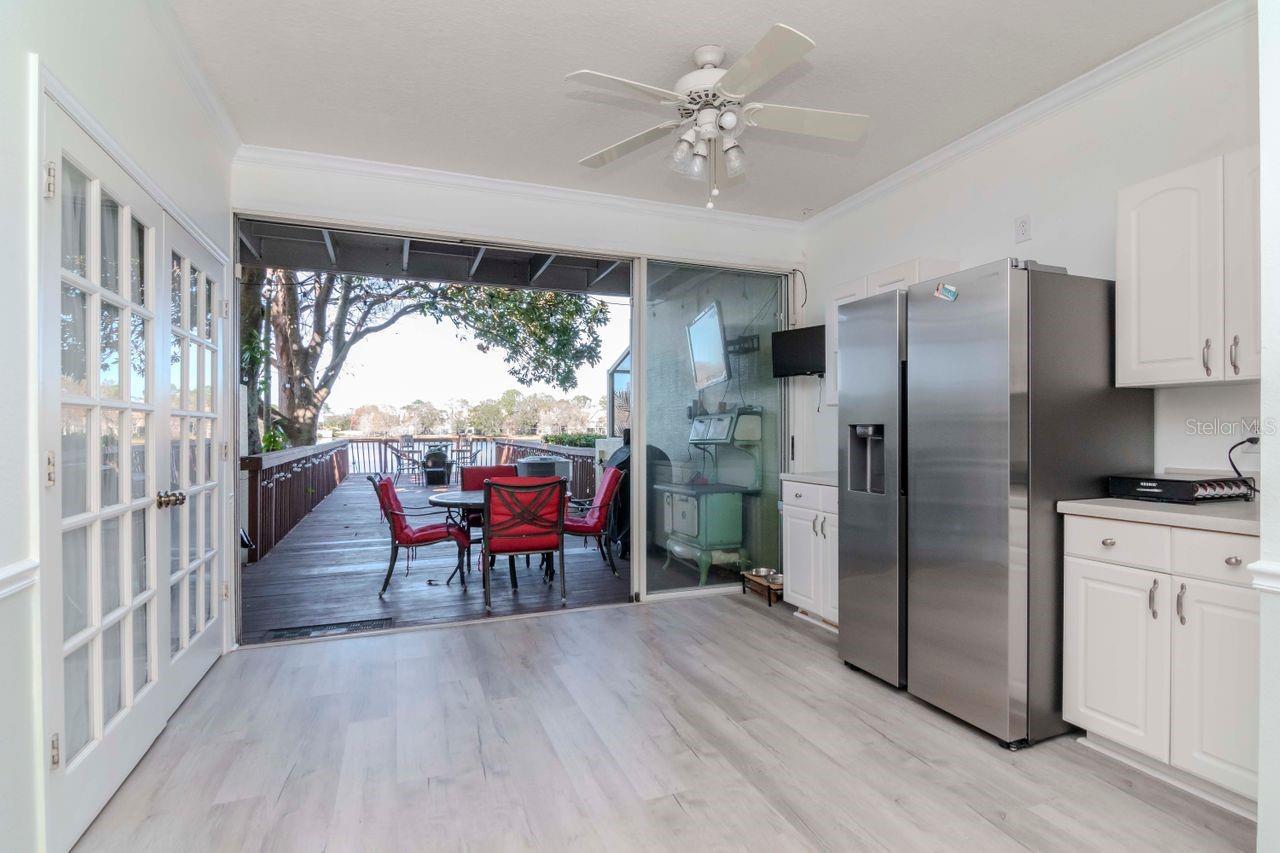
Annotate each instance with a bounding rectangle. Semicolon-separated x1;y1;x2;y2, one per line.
39;99;226;852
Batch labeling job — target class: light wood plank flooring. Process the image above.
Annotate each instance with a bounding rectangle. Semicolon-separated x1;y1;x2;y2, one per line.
77;596;1255;851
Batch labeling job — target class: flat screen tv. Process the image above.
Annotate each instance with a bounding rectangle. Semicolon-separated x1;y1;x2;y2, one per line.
771;325;825;377
686;302;730;390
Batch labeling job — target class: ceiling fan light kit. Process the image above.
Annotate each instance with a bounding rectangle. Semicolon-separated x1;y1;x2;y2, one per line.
566;23;870;211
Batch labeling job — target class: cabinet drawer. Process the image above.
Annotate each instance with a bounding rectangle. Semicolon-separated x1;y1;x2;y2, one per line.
783;482;837;513
1064;516;1170;570
1171;529;1258;588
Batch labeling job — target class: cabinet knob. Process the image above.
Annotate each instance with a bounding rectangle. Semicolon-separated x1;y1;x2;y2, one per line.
1101;538;1116;547
1225;556;1243;567
795;492;803;498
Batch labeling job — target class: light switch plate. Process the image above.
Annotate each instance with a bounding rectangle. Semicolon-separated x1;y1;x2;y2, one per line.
1014;214;1032;243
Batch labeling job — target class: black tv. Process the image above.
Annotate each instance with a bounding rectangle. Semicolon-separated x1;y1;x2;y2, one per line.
771;325;825;377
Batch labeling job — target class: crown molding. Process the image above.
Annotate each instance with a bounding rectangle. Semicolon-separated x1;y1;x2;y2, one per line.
806;0;1257;229
146;0;242;156
1249;559;1280;594
233;145;805;238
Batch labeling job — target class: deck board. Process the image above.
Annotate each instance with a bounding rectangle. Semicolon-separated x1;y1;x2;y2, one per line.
239;477;630;644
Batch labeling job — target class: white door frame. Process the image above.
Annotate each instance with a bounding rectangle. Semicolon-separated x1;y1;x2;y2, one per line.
38;74;232;851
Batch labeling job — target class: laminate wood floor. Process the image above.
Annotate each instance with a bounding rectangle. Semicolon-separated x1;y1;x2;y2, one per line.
76;596;1255;852
240;478;631;644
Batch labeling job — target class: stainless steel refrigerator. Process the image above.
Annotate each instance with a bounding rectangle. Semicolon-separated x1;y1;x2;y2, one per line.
837;290;907;687
839;258;1153;747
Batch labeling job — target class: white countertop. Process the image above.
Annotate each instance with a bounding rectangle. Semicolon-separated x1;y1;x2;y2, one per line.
780;471;837;488
1057;497;1259;536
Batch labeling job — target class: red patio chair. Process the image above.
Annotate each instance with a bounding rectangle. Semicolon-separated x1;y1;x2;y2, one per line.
481;476;567;613
368;475;469;597
564;466;625;575
460;464;526;576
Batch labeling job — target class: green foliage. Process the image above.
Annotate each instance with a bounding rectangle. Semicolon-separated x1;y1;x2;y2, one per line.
261;427;288;452
541;433;604;448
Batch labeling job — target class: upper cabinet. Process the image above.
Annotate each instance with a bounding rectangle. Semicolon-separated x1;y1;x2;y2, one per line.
1115;150;1258;386
823;259;955;405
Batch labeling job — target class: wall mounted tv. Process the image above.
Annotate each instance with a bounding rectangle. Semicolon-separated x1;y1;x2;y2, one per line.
771;325;825;377
687;302;731;390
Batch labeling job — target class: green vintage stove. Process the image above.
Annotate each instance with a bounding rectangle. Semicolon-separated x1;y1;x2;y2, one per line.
655;406;763;584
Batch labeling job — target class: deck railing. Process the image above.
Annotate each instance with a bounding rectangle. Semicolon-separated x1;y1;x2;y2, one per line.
240;440;350;563
346;435;498;474
493;438;598;499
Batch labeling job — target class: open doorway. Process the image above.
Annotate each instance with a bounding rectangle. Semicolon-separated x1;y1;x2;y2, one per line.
233;219;633;644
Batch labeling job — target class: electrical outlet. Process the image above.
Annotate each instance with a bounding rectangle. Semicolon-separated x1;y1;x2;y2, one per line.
1014;214;1032;243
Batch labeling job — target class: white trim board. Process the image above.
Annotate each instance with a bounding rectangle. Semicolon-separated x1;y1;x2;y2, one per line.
40;64;231;267
806;0;1258;228
0;559;38;601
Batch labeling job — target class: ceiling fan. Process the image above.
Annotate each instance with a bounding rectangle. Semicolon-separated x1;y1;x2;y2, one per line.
565;24;870;209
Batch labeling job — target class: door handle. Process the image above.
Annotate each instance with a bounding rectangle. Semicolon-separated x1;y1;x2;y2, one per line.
1202;338;1212;376
1230;335;1240;375
156;490;187;508
811;515;819;536
1225;555;1243;567
1177;583;1187;625
820;516;827;538
1101;538;1116;547
1148;578;1159;620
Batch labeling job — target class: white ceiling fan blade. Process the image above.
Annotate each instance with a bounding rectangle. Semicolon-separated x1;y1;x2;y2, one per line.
578;121;682;168
745;103;870;142
715;24;815;101
565;70;689;104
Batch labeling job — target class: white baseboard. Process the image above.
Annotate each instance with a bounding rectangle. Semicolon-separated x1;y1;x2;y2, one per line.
794;609;838;634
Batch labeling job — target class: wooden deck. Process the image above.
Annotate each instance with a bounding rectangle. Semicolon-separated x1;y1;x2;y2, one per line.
239;477;630;645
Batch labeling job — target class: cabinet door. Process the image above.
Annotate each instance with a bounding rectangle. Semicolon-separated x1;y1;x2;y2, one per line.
1116;157;1224;386
1224;146;1260;380
818;512;839;623
867;261;914;295
824;280;867;406
781;506;819;612
1171;577;1259;798
1063;557;1171;761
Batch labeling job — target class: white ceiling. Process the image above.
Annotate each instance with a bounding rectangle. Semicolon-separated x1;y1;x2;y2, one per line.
169;0;1221;220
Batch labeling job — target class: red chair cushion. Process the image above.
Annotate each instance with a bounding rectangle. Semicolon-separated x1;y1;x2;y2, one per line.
461;465;517;491
400;521;469;547
483;476;565;555
564;466;624;536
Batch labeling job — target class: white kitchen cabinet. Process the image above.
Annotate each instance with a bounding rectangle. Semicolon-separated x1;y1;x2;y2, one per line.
822;259;954;405
1063;557;1171;761
1171;576;1260;798
781;480;838;624
781;504;820;613
1116;150;1260;387
1223;146;1260;380
1060;507;1261;805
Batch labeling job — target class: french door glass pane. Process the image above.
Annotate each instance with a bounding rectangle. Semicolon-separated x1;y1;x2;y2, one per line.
130;218;146;305
99;302;122;399
169;582;181;656
203;419;213;483
187;570;198;638
204;487;214;552
187;341;199;411
169;506;181;577
61;160;89;277
188;417;199;485
61;284;88;395
169;416;182;488
100;409;121;507
204;279;214;339
61;407;89;517
187;498;198;565
130;412;147;499
102;621;123;725
188;266;200;334
129;314;147;403
100;192;120;293
64;643;91;760
132;605;150;693
101;515;120;615
643;261;784;593
202;346;214;412
130;510;149;596
169;337;183;409
204;560;214;623
170;254;183;327
62;525;90;639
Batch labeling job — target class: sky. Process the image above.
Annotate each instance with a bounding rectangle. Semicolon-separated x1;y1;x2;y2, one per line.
323;295;632;412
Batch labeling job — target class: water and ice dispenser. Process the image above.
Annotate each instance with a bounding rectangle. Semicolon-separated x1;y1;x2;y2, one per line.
847;423;885;495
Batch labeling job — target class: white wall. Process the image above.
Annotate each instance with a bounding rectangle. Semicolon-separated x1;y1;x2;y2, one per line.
0;1;233;848
797;5;1259;474
231;146;804;273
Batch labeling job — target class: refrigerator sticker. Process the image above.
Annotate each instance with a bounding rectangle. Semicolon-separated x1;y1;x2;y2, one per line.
934;282;959;302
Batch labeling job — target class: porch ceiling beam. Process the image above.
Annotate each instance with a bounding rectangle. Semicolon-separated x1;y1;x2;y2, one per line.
401;239;411;272
590;260;620;286
321;229;337;266
469;246;486;279
237;224;262;260
530;253;556;283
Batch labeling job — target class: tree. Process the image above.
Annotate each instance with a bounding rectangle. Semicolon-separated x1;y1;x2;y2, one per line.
403;399;444;434
247;271;610;446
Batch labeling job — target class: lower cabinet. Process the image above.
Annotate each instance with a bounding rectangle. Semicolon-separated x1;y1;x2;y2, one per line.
1062;518;1260;801
780;486;838;624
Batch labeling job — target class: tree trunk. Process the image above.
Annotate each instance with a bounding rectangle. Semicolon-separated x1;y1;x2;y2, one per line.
239;270;267;454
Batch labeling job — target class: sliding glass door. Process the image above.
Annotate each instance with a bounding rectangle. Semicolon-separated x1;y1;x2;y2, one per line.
638;261;786;594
